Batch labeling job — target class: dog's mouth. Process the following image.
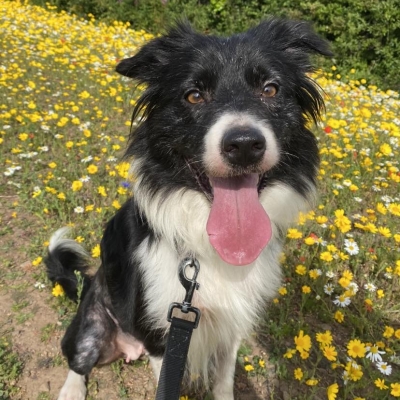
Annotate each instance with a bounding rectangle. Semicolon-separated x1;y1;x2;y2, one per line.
187;162;272;266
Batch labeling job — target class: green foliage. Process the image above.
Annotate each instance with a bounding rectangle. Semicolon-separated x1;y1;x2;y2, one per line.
30;0;399;89
0;337;23;399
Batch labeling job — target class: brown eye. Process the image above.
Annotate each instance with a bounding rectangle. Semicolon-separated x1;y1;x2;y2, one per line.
186;90;204;104
261;83;278;98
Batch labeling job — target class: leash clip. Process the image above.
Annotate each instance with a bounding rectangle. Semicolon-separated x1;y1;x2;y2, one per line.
167;258;201;328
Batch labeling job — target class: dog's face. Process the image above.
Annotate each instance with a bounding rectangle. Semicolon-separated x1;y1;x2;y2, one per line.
117;20;331;265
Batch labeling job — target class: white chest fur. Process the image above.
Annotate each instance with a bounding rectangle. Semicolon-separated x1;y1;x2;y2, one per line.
133;178;314;381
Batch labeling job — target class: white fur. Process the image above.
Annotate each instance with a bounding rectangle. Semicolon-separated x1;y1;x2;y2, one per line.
49;227;89;258
132;170;316;386
58;370;86;400
203;112;280;176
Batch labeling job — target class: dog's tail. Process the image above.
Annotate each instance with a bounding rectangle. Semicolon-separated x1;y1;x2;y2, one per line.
45;227;92;302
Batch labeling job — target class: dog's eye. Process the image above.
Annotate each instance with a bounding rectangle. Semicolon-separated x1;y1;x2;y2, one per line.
261;83;278;98
186;90;204;104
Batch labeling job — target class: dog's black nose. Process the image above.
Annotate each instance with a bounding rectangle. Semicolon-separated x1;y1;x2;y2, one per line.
222;127;266;167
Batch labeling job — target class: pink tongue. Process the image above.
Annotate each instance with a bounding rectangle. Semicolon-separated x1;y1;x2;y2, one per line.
206;173;272;266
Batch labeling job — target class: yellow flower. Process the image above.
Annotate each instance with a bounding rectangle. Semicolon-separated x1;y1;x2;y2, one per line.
391;383;400;397
304;236;316;245
327;383;339;400
334;310;344;323
48;162;57;169
383;326;394;338
71;180;83;191
338;277;351;288
375;378;388;390
376;202;387;215
316;330;333;347
278;287;287;296
87;164;98;174
379;143;392;155
112;200;121;209
345;361;363;381
309;269;320;280
283;348;296;359
294;330;311;353
334;209;352;233
342;270;353;280
320;251;333;262
286;228;303;239
295;264;307;275
294;368;303;380
305;379;318;386
97;186;107;197
323;345;337;361
347;339;366;358
244;364;254;372
32;256;43;266
388;203;400;216
302;285;311;294
52;283;64;297
91;244;101;258
378;227;391;238
316;215;328;224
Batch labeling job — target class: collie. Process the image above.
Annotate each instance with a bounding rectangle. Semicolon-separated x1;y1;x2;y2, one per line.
46;19;331;399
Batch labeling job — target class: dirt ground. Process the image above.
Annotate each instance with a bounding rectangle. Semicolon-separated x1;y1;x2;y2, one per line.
0;198;278;400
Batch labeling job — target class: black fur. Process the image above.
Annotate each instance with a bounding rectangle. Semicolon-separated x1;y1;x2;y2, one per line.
46;19;331;397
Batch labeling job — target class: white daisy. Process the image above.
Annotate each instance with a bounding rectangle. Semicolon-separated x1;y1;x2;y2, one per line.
79;175;91;182
81;155;93;163
366;345;385;363
34;282;46;290
364;283;377;292
376;361;392;376
344;239;359;255
324;283;335;295
74;206;84;214
347;282;359;294
333;294;351;307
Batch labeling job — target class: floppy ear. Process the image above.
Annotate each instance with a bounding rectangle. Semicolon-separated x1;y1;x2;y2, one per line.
249;19;332;122
116;22;195;83
251;19;333;61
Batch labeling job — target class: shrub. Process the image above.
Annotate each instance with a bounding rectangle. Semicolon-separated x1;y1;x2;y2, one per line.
30;0;399;89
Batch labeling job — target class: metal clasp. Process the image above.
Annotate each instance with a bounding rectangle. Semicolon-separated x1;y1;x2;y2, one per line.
167;258;201;328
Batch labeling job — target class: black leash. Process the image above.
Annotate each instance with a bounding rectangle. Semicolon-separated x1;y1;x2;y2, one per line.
155;258;201;400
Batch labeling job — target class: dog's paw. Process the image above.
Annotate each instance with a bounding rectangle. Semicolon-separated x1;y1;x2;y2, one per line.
58;370;86;400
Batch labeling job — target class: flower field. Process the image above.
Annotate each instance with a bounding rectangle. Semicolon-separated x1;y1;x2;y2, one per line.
0;1;399;399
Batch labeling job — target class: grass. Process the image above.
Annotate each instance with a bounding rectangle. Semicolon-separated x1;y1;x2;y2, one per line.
0;1;399;399
0;336;24;399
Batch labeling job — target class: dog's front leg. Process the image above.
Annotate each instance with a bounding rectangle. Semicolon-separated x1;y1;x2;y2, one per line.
212;338;241;400
58;370;86;400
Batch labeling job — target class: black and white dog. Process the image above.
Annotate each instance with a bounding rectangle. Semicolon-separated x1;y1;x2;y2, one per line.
46;19;331;399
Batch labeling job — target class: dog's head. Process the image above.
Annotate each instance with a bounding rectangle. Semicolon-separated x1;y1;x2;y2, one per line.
116;20;331;265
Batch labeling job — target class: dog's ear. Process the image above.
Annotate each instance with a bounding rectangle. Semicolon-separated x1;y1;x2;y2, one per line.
116;22;195;83
251;19;333;60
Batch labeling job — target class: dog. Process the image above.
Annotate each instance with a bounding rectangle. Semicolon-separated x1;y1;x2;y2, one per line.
46;19;331;400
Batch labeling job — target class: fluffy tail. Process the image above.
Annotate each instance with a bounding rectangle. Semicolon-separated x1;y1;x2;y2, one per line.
45;227;92;302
